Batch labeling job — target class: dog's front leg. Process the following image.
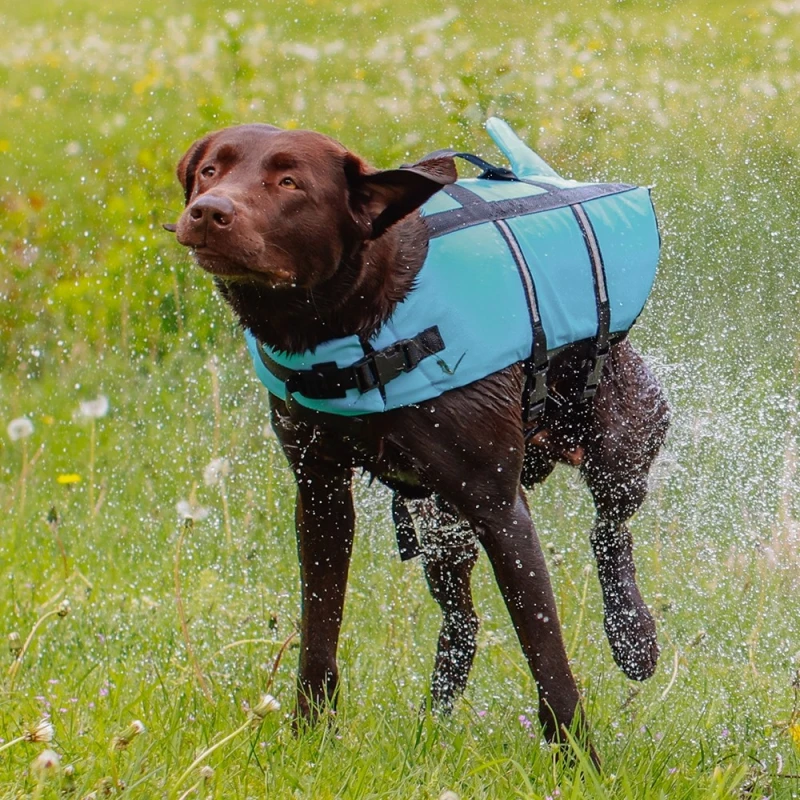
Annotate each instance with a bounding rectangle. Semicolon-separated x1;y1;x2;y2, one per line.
293;461;355;723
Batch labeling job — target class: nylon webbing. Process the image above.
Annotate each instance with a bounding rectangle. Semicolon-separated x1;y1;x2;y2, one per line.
494;218;549;421
571;203;611;398
425;182;636;239
257;326;445;401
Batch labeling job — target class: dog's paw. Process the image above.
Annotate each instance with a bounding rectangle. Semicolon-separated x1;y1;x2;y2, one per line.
603;603;659;681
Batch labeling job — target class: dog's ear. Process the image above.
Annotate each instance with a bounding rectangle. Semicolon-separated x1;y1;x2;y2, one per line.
176;134;216;204
345;154;457;239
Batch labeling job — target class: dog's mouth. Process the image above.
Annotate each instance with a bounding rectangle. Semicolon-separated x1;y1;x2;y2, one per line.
191;246;297;288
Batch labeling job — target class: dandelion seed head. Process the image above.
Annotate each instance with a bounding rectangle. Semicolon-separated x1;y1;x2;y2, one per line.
24;719;55;743
32;748;60;775
78;395;109;420
7;417;34;441
112;719;145;749
176;500;210;521
223;10;242;27
251;693;281;719
203;457;231;487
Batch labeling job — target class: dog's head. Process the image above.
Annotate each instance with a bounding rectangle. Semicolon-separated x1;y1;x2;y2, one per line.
170;124;456;289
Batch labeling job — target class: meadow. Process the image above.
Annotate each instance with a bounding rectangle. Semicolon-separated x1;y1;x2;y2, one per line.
1;0;800;796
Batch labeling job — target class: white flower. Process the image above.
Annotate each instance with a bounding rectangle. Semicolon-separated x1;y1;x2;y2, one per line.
251;693;281;719
176;500;210;521
7;417;34;441
203;457;231;487
223;10;243;27
112;719;145;749
32;748;60;775
78;395;109;420
25;719;54;744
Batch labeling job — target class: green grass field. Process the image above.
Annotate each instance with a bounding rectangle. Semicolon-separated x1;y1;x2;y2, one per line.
2;0;800;796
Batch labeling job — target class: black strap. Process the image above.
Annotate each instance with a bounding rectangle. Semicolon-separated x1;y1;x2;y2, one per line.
257;326;445;401
391;494;422;561
493;217;549;421
425;183;636;239
571;204;611;399
421;150;519;181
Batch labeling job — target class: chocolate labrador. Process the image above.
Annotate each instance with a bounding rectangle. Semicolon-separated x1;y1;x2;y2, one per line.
168;123;669;756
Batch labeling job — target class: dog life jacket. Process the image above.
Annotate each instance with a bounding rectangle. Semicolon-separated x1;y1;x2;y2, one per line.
246;119;660;422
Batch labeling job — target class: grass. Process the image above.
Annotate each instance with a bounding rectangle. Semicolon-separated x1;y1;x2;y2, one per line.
2;0;800;796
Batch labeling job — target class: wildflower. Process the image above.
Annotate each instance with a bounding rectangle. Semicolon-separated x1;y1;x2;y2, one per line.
78;395;109;420
57;600;71;617
57;474;81;485
7;417;33;441
789;722;800;749
8;632;21;657
31;748;60;775
439;792;460;800
200;765;214;780
176;500;210;521
223;9;242;27
24;719;55;743
203;457;231;487
112;719;145;750
251;694;281;719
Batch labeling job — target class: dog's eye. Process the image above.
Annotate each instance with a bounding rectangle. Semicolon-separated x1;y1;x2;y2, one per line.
200;166;216;178
279;176;298;189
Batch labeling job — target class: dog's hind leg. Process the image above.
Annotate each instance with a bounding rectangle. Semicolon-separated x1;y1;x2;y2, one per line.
409;497;480;714
581;341;669;681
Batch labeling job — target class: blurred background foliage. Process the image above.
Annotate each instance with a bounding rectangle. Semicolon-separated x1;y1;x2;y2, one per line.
1;1;800;795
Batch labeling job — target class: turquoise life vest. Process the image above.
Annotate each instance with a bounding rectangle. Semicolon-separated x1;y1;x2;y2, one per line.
245;119;660;418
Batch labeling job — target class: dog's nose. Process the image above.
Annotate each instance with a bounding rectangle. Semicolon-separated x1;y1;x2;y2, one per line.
188;194;236;228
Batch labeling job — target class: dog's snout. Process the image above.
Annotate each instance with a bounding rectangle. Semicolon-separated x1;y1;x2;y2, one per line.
188;194;236;228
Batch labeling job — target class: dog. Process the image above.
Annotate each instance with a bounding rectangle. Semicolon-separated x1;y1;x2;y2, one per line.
168;121;670;758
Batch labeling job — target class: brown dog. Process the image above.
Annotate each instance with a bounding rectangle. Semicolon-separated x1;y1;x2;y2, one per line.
170;123;669;755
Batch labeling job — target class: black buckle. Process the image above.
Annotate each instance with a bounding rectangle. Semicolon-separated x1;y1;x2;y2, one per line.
352;340;417;394
478;165;518;181
524;359;549;422
582;344;610;400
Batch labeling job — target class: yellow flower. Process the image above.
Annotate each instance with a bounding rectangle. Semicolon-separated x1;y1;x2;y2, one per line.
789;722;800;749
57;474;81;485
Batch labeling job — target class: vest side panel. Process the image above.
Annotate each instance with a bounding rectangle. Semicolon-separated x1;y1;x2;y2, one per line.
506;207;599;350
370;222;533;410
581;188;660;332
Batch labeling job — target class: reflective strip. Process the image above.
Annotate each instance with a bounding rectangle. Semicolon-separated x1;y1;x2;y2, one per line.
495;219;541;328
572;203;608;308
